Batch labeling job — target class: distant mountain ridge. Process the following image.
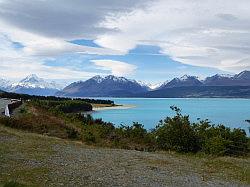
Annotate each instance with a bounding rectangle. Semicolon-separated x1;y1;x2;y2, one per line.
139;71;250;98
0;78;12;91
1;70;250;97
1;74;62;96
57;70;250;98
203;71;250;86
11;74;61;90
56;75;149;97
159;75;202;89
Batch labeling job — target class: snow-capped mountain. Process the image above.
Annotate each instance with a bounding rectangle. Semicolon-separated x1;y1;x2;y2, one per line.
203;74;235;86
1;70;250;97
160;75;202;89
10;74;61;96
204;71;250;86
56;75;149;97
234;70;250;80
139;81;168;90
0;78;12;91
140;71;250;98
11;74;61;89
136;81;158;90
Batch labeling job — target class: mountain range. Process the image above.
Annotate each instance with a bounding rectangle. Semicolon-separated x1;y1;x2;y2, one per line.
57;70;250;98
0;74;61;96
56;75;149;97
1;70;250;97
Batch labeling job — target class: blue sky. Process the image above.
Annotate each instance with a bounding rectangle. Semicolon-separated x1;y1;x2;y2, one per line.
44;42;227;83
0;0;249;84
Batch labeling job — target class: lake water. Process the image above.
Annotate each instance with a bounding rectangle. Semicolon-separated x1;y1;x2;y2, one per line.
92;98;250;134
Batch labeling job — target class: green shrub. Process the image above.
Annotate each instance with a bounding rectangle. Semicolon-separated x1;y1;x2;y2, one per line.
154;106;249;156
225;128;248;156
203;136;227;156
193;121;248;156
83;131;96;143
66;127;80;139
154;106;199;153
19;107;28;114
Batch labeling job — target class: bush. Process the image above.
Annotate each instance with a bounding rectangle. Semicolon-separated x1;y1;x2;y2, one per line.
154;106;249;156
203;136;227;156
83;131;96;143
193;122;249;156
225;128;248;156
0;114;81;140
154;106;199;153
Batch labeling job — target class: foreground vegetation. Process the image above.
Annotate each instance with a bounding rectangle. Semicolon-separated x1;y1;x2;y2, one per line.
1;125;249;186
0;93;249;186
0;95;249;157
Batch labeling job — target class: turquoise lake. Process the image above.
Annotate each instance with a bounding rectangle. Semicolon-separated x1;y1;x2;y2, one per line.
91;98;250;134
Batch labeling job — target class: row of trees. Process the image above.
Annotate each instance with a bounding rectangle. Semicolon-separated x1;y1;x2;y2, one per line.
0;91;114;105
30;99;93;113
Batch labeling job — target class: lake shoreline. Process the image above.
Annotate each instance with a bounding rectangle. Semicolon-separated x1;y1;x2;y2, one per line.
92;104;136;111
91;98;250;135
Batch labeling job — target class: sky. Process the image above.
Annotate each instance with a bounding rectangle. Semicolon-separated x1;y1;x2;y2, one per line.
0;0;250;84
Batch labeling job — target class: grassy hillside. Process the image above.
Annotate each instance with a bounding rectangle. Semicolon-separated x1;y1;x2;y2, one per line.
0;100;249;156
0;93;249;186
1;125;249;186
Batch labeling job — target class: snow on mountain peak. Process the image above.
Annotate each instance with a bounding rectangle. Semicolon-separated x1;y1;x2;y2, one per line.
90;75;131;83
179;75;190;81
0;78;11;89
178;75;198;81
91;75;104;83
215;74;234;78
234;71;250;79
12;74;61;90
137;81;164;90
105;75;129;82
20;74;43;84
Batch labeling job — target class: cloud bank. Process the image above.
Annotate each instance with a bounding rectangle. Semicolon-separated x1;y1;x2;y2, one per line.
0;0;145;78
0;0;250;80
96;0;250;72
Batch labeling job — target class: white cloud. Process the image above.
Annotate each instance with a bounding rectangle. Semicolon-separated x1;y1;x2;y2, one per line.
0;0;148;58
0;60;98;80
0;0;250;81
0;0;148;39
0;20;123;57
92;59;137;76
0;14;122;80
0;0;146;79
95;0;250;72
0;34;98;80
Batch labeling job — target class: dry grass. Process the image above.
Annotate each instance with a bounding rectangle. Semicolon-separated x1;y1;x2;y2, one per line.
1;125;249;186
